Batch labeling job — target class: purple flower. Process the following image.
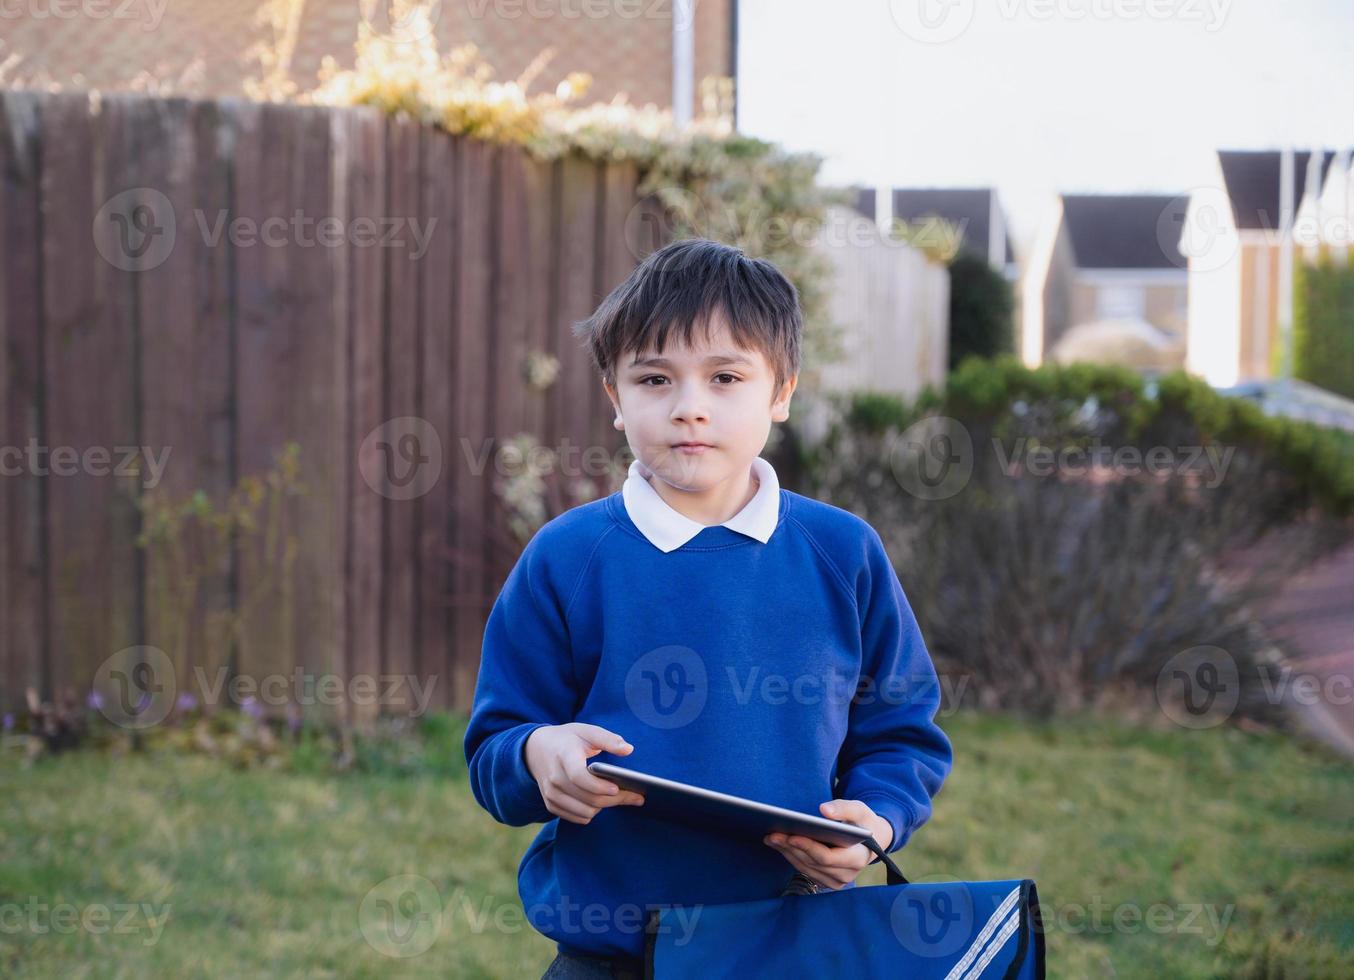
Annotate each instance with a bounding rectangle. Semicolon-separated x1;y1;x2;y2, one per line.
2;713;13;732
176;692;198;713
87;690;104;711
285;704;302;733
241;696;264;721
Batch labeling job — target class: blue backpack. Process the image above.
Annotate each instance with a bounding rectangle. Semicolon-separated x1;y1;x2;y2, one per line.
642;843;1045;978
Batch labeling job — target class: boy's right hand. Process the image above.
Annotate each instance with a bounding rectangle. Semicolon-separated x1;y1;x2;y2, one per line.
524;723;646;825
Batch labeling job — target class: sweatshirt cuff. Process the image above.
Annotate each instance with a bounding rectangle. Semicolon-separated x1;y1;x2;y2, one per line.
851;793;916;858
494;722;553;825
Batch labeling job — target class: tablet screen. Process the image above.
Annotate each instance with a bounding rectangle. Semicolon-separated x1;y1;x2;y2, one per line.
587;761;875;849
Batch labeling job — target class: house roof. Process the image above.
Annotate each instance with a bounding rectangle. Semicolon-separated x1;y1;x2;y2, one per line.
1217;150;1340;231
1060;194;1189;270
853;186;1015;265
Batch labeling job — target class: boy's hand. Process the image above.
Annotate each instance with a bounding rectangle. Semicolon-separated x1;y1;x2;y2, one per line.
763;799;894;890
524;723;646;825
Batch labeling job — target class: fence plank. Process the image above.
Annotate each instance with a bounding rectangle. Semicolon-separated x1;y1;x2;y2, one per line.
135;96;235;706
322;105;354;726
493;146;529;450
596;161;641;472
449;136;495;712
232;101;301;707
489;145;532;587
292;104;346;721
343;106;387;724
193;101;242;702
551;155;601;477
42;93;141;708
0;92;46;710
382;116;421;712
417;127;456;712
540;160;565;456
520;153;555;450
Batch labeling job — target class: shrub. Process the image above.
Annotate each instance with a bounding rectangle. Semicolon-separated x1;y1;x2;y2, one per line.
1293;255;1354;399
800;358;1354;717
947;254;1015;370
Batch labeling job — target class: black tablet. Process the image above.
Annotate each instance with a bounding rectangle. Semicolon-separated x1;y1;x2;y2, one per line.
587;761;875;849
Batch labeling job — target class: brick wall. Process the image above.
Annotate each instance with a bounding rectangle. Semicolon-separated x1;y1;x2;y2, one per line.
0;0;735;114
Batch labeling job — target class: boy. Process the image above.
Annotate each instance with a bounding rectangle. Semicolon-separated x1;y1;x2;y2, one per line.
464;238;953;978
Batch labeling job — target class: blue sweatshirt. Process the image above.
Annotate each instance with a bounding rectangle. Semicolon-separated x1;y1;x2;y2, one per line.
462;487;953;960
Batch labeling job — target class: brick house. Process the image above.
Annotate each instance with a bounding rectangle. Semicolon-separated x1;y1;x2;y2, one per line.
0;0;738;120
1182;149;1350;387
1023;193;1191;370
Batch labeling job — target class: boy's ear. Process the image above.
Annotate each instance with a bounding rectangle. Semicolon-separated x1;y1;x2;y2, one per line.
771;373;798;423
602;378;622;416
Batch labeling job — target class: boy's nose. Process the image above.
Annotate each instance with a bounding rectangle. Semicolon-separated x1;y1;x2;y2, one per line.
669;385;711;424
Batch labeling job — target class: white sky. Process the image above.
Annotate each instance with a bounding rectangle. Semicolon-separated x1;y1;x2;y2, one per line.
736;0;1354;256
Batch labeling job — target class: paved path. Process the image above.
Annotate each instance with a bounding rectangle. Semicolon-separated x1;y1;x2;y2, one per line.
1222;529;1354;756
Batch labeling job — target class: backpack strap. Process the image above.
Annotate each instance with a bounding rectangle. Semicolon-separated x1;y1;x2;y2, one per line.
863;834;909;886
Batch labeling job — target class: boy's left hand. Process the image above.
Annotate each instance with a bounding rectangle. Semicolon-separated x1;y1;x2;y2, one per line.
763;799;893;890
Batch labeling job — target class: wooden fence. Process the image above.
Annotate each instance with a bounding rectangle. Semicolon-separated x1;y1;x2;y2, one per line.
798;205;950;443
0;91;656;720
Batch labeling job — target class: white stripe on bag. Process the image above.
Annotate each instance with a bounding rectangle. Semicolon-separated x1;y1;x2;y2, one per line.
942;885;1021;980
962;906;1022;980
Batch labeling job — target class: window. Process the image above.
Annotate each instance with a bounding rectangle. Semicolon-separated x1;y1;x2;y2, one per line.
1095;284;1146;320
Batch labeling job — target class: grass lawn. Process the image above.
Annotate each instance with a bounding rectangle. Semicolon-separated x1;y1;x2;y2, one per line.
2;710;1351;978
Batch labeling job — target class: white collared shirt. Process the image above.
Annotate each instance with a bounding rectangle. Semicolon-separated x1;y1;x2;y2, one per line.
621;455;781;553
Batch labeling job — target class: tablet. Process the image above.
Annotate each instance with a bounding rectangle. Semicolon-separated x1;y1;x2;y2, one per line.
587;761;875;849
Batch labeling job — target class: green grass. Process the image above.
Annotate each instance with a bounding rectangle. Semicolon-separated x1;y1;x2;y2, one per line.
1;711;1351;978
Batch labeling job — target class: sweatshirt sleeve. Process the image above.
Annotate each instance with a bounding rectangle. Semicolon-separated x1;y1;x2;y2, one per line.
834;526;953;856
463;531;578;827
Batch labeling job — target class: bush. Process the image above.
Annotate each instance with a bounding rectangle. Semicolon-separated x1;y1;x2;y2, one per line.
800;358;1354;717
1294;255;1354;399
947;254;1015;370
4;691;472;779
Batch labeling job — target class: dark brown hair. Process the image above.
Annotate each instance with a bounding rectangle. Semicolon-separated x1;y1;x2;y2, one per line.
572;238;803;397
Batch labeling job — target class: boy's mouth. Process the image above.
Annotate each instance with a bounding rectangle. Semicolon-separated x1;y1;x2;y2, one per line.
671;442;714;455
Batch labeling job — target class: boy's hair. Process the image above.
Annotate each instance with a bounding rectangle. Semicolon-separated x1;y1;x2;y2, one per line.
572;238;802;398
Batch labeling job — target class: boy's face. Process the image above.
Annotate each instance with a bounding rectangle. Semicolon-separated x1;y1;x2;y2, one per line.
603;313;797;495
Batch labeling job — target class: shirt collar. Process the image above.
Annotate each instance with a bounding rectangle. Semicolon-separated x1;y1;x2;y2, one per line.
621;456;781;553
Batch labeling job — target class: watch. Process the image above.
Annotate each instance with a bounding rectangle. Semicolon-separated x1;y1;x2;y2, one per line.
780;872;824;896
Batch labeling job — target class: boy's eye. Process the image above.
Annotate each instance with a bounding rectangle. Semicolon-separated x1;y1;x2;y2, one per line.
637;374;741;386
